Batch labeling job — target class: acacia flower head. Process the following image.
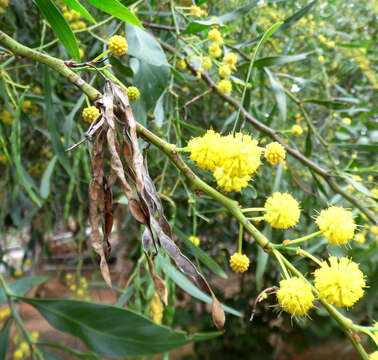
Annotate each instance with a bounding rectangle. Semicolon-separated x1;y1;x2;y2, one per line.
229;252;250;273
209;43;222;58
277;277;314;316
316;206;356;244
82;106;100;123
188;235;200;246
264;142;286;165
370;352;378;360
264;192;301;229
208;28;223;43
223;52;238;68
217;79;232;94
108;35;128;56
314;257;366;307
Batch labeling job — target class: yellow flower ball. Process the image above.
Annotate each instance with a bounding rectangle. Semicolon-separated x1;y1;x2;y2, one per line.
277;277;314;316
82;106;100;123
0;109;12;125
264;142;286;165
127;86;140;102
291;124;303;136
70;9;81;20
264;192;301;229
327;40;335;48
370;351;378;360
318;34;326;42
318;55;325;63
33;86;42;95
229;252;250;273
177;59;187;70
13;349;24;360
209;43;222;58
108;35;128;56
316;206;356;245
217;79;232;94
354;232;366;244
218;64;232;78
202;56;212;70
223;52;238;68
314;257;365;307
208;28;223;43
214;169;250;192
0;0;9;7
188;235;200;246
189;5;206;17
343;117;352;125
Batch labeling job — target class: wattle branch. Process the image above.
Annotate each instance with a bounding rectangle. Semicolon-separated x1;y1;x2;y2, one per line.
0;30;371;360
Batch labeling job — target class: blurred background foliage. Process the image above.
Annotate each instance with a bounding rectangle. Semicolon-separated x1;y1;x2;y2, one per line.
0;0;377;359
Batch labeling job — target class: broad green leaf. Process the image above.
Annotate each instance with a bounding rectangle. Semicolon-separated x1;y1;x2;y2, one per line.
249;53;311;69
265;68;286;122
61;0;96;24
40;156;58;199
33;0;80;60
130;58;169;125
20;297;221;357
184;1;259;34
39;349;65;360
85;0;142;27
39;342;100;360
0;319;12;360
0;276;49;307
125;23;168;66
158;255;242;317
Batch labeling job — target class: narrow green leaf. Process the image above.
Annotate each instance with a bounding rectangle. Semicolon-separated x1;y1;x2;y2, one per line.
33;0;80;60
265;68;286;122
19;297;221;357
0;276;49;307
0;318;12;360
158;255;242;317
246;53;311;69
85;0;142;27
40;156;58;199
304;99;350;109
61;0;96;24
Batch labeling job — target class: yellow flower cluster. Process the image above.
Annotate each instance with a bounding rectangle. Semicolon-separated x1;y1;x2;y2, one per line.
370;352;378;360
149;292;164;324
277;277;314;316
64;273;91;301
127;86;140;102
82;106;100;123
0;109;12;125
209;42;222;58
208;28;223;44
177;59;187;70
291;124;303;136
217;79;232;94
0;306;10;320
187;130;262;192
12;332;39;360
316;206;356;245
229;252;250;273
188;235;200;246
189;5;207;18
264;192;301;229
0;0;8;15
108;35;128;56
62;7;86;31
314;257;365;307
264;142;286;165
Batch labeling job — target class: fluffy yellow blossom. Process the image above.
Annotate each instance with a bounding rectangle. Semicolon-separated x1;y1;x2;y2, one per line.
149;292;164;324
187;131;262;191
209;43;222;58
108;35;128;56
218;64;232;78
188;235;200;246
177;59;187;70
343;117;352;125
33;86;42;95
22;100;32;112
82;106;100;123
217;79;232;94
264;142;286;165
370;352;378;360
0;109;12;125
127;86;140;102
291;124;303;136
264;192;301;229
229;252;250;273
208;28;223;43
314;257;365;307
223;52;238;68
316;206;356;245
277;277;314;316
318;55;325;63
13;349;24;360
189;5;207;17
371;188;378;198
0;307;10;319
318;34;326;42
0;0;9;7
327;41;335;48
354;231;366;244
202;56;212;70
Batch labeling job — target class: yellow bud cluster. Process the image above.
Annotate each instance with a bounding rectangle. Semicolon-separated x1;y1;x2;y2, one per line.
291;124;303;136
108;35;128;56
223;52;238;68
188;235;200;247
187;130;262;191
82;106;100;123
217;79;232;94
0;109;12;125
149;292;164;324
64;273;91;301
229;252;250;273
127;86;140;102
177;59;187;70
62;7;86;33
189;5;207;18
208;28;223;44
0;306;11;319
218;64;232;78
209;43;222;58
